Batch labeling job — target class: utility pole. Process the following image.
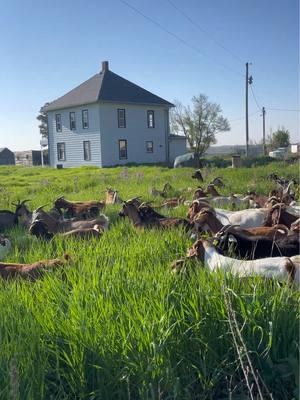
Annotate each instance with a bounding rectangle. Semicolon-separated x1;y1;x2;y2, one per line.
262;106;266;155
245;62;253;157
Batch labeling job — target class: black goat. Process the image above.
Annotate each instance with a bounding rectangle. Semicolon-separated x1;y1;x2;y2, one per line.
216;225;300;259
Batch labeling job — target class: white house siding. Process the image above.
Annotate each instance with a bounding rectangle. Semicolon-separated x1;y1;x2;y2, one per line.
48;103;102;168
169;136;187;164
99;103;168;166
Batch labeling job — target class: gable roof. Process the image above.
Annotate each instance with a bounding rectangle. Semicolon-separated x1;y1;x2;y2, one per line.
0;147;13;154
43;64;173;112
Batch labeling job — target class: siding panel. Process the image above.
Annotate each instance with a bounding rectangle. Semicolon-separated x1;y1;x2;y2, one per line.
100;103;168;166
48;104;101;168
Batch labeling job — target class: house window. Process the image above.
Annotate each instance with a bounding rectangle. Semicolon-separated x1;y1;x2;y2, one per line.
82;110;89;129
147;110;155;128
83;141;91;161
118;109;126;128
146;141;153;153
55;114;62;132
119;139;127;159
69;112;76;130
57;143;66;161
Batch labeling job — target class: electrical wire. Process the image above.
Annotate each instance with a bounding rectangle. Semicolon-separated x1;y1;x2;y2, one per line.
249;85;261;112
120;0;244;78
228;110;260;124
166;0;244;65
267;108;299;112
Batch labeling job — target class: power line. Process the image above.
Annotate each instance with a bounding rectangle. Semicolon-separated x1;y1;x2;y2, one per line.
120;0;244;78
249;85;261;111
166;0;244;65
267;108;300;112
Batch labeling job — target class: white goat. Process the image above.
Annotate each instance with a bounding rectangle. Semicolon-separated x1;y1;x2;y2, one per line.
0;236;11;260
172;239;299;285
214;208;269;228
195;196;249;208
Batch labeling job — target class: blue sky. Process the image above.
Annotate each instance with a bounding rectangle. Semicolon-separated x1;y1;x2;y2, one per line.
0;0;298;150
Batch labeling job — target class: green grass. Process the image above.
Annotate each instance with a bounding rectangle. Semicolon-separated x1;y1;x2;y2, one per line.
0;163;299;399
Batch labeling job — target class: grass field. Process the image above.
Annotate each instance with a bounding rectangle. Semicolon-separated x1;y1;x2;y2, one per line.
0;163;299;399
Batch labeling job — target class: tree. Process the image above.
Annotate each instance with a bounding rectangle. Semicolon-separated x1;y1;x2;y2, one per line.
170;95;230;161
37;103;49;139
269;127;290;149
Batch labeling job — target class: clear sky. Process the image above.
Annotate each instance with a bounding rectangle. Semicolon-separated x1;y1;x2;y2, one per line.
0;0;298;150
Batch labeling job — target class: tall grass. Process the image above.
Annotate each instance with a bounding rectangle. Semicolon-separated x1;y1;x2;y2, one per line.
0;163;299;399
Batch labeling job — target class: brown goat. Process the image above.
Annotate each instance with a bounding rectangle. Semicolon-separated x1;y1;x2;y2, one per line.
193;208;289;239
0;254;71;280
187;199;213;221
206;184;221;197
105;188;122;204
119;199;192;231
161;196;185;208
54;196;105;218
193;187;207;199
263;203;299;228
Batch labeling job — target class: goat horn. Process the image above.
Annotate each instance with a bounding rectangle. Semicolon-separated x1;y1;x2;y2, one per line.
283;181;293;195
271;202;286;210
217;224;232;235
35;204;48;211
21;199;30;205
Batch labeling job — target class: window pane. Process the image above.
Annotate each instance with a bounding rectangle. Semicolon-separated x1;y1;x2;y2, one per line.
82;110;89;129
147;110;154;128
56;114;62;132
83;141;91;161
118;109;126;128
119;140;127;159
57;143;65;161
146;141;153;153
70;112;76;130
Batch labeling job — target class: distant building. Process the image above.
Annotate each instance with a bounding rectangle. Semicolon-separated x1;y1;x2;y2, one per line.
290;143;300;154
0;147;15;165
14;150;47;166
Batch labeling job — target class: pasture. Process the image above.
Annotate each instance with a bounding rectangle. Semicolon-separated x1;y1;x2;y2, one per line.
0;163;299;400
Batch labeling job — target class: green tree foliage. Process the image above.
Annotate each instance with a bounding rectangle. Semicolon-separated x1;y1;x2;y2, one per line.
37;103;49;138
170;95;230;161
269;127;290;149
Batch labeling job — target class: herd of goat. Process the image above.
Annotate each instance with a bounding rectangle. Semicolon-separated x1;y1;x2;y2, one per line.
0;171;299;284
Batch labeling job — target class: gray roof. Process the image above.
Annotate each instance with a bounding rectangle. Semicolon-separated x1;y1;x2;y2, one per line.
43;68;173;111
0;147;12;153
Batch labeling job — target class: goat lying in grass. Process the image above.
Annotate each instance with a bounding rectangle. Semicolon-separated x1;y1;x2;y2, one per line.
171;239;300;286
29;220;103;240
187;199;298;228
0;236;11;260
119;198;192;231
54;196;105;218
263;203;299;228
215;225;299;259
0;254;71;280
193;208;289;238
29;207;109;238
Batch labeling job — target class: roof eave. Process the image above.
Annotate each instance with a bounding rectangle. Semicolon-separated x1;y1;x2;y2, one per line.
42;100;99;112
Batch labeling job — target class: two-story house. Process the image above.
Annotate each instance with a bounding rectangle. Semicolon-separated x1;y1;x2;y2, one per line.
44;61;186;168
